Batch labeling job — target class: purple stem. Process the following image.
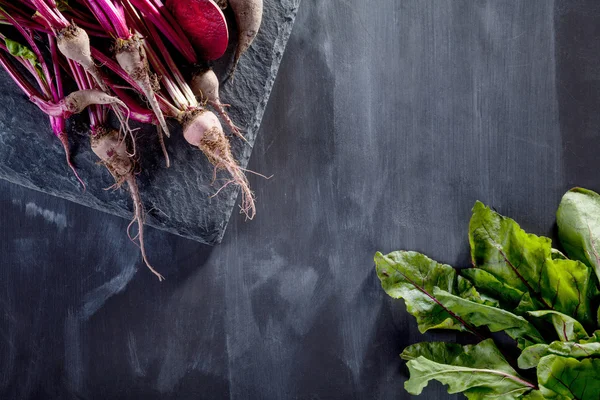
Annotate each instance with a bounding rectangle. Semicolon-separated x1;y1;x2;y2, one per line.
145;21;196;106
49;34;63;102
0;51;41;99
122;2;187;108
91;46;179;116
0;40;47;96
29;0;69;28
112;86;155;124
128;0;197;63
0;8;55;98
92;0;130;38
83;0;120;36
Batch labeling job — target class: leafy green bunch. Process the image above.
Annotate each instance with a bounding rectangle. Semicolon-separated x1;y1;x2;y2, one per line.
375;188;600;399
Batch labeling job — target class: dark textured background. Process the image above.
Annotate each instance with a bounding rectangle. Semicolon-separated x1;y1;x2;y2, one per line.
1;0;599;399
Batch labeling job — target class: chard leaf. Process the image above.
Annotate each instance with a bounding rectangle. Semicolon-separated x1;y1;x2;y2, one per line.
470;202;596;325
538;355;600;399
403;339;536;398
519;391;548;400
528;311;589;341
541;259;596;326
557;187;600;283
514;292;546;315
518;344;550;369
469;201;552;296
518;338;600;370
5;39;39;65
57;0;70;12
375;251;484;334
4;39;45;83
401;342;465;363
457;273;500;307
582;330;600;342
434;288;545;349
551;249;568;260
518;331;600;369
547;340;600;358
461;268;524;309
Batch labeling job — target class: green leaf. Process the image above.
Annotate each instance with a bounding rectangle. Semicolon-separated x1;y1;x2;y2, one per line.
542;259;596;326
551;249;568;260
519;391;548;400
375;251;482;333
519;327;600;370
461;268;524;309
547;340;600;358
557;187;600;283
56;0;70;12
401;342;465;363
4;38;45;83
434;288;545;348
514;292;546;315
457;273;500;307
528;311;589;342
403;339;536;398
538;355;600;399
470;202;596;325
518;344;550;369
5;38;39;65
581;330;600;342
469;201;552;295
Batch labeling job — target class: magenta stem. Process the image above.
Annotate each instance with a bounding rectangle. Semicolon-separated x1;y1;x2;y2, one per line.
0;8;55;99
0;40;48;97
92;0;130;38
111;85;155;123
145;21;196;107
29;0;69;28
128;0;197;63
83;0;119;36
49;34;63;102
0;51;41;100
91;46;179;115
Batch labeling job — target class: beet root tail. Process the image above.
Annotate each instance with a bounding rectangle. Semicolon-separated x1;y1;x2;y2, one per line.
211;101;248;144
126;176;165;281
227;165;256;220
157;126;171;168
199;128;256;220
58;132;86;191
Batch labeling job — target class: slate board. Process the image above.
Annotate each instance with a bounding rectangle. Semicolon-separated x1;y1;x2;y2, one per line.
0;0;300;245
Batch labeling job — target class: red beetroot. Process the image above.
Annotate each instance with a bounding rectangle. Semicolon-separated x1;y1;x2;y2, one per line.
166;0;229;60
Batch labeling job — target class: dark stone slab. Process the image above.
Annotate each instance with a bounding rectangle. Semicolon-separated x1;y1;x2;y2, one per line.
0;0;300;245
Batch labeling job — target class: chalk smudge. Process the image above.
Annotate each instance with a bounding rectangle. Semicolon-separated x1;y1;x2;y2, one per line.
127;332;145;377
64;309;83;393
25;202;67;230
80;263;137;320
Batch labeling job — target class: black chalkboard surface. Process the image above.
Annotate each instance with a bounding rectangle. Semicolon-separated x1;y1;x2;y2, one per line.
2;1;600;399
